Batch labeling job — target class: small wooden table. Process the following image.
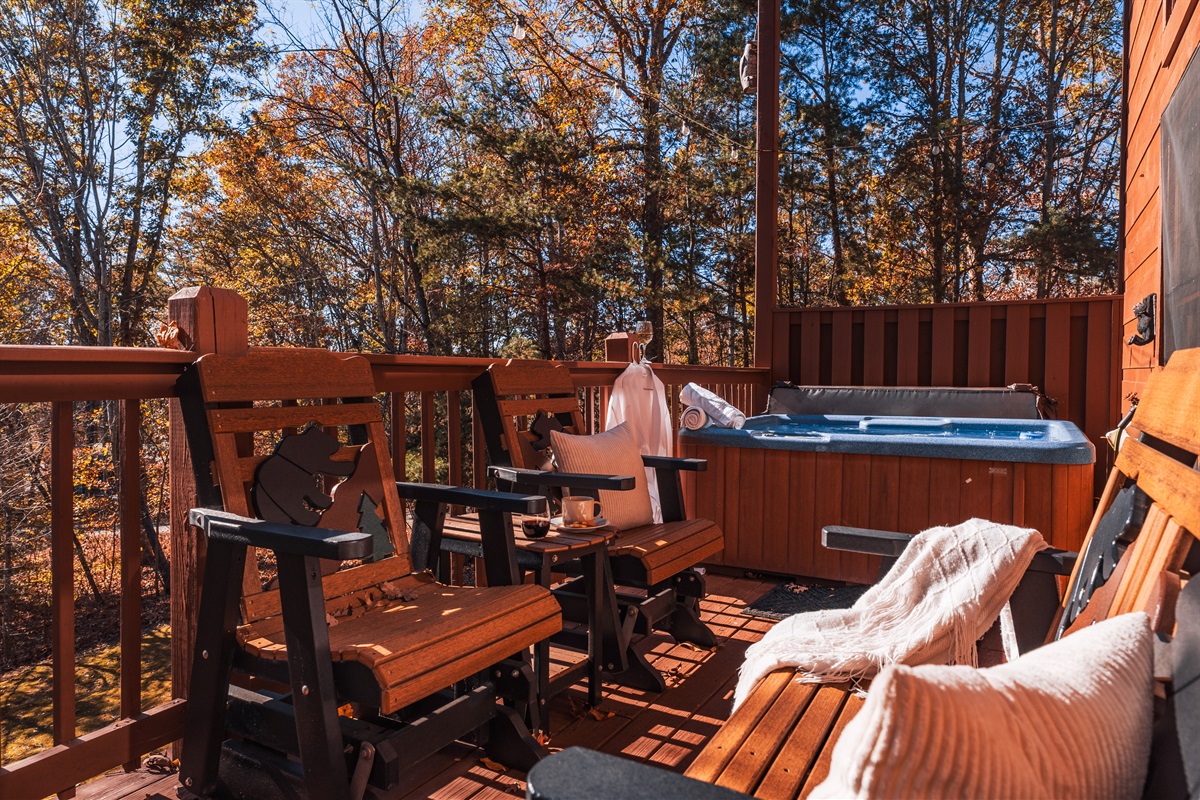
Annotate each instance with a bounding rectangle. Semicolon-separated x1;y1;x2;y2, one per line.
440;517;620;720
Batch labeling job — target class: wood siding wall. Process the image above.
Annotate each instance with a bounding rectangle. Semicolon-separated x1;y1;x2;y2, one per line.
1124;0;1200;394
770;297;1122;498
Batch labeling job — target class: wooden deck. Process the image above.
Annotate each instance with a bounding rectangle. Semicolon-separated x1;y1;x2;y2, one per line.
75;571;778;800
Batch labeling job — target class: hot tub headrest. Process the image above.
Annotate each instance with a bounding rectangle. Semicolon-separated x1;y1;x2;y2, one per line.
766;384;1050;420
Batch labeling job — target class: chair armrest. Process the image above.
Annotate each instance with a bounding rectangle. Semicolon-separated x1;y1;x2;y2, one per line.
1027;548;1077;575
822;525;910;557
526;748;751;800
395;482;546;515
488;466;636;492
642;455;707;472
823;524;1077;654
822;525;1077;575
188;508;372;561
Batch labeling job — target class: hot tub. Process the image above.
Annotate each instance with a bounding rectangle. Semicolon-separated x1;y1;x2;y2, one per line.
678;414;1095;583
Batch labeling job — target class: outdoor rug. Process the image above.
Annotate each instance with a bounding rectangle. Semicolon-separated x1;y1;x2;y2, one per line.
742;581;869;621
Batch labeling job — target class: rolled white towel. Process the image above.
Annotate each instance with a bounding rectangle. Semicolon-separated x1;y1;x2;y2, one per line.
679;383;746;429
680;406;711;430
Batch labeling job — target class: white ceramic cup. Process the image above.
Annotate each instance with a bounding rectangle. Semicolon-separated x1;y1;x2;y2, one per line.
562;495;596;525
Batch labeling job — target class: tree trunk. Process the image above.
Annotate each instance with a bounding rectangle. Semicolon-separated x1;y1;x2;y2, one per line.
1038;0;1061;299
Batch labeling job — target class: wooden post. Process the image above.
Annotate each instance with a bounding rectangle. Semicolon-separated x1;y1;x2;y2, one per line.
168;287;248;704
605;332;638;363
753;0;781;372
50;401;75;789
119;398;143;770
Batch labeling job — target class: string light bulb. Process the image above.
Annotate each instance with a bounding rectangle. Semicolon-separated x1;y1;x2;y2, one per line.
511;15;527;41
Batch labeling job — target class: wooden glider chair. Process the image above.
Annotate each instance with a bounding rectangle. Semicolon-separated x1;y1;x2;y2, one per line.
523;348;1200;800
435;361;724;694
176;349;562;800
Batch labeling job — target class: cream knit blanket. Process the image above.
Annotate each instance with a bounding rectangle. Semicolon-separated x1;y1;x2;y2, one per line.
734;519;1048;708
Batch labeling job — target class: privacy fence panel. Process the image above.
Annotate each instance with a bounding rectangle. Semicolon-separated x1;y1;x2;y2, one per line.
771;296;1123;499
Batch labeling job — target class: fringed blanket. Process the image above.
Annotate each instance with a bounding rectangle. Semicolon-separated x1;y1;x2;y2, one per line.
733;519;1048;708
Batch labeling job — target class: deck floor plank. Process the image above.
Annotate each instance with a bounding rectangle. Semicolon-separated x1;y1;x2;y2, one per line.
72;571;776;800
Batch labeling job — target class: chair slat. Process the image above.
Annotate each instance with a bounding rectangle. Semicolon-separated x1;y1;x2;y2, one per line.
715;680;818;793
1109;504;1170;617
1127;348;1200;454
209;402;380;434
610;520;725;585
489;362;575;395
379;597;561;713
685;671;794;783
241;558;413;624
1115;437;1200;538
798;694;865;798
198;349;377;402
755;685;854;800
1128;519;1194;617
495;397;583;419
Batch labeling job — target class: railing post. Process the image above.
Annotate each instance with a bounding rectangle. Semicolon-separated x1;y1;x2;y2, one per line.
167;287;248;705
605;332;638;363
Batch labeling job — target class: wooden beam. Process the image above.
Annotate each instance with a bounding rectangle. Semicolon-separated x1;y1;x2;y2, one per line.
753;0;781;372
50;402;75;752
167;287;249;704
119;399;143;770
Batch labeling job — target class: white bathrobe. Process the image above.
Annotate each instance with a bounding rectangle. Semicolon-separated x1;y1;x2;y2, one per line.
605;363;671;522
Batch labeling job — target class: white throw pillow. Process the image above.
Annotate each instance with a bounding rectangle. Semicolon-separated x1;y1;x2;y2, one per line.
811;612;1154;799
550;423;653;531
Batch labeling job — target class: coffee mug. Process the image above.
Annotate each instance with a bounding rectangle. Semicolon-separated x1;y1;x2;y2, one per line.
562;495;597;525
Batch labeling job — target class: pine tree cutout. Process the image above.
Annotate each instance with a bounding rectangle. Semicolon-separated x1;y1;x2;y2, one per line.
357;492;394;562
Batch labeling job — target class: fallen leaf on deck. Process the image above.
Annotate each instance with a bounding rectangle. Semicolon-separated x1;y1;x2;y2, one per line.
534;730;551;747
589;708;615;721
480;757;508;772
326;613;339;627
143;754;174;773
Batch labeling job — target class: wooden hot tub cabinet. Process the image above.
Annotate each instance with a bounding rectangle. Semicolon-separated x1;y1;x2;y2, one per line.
679;422;1094;585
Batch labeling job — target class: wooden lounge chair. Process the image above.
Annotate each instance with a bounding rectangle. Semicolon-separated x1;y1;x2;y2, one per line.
524;347;1200;799
459;361;725;692
176;349;562;800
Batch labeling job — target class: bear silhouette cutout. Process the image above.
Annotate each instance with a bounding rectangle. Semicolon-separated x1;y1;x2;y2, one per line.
252;426;356;526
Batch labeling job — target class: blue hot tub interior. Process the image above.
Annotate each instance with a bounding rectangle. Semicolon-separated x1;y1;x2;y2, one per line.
679;414;1095;464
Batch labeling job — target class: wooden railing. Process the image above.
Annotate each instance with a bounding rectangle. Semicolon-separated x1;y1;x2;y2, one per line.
0;289;768;799
370;354;770;490
770;296;1123;496
0;346;193;799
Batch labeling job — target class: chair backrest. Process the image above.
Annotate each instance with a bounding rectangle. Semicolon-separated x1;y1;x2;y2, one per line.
1057;348;1200;637
473;361;586;472
180;348;413;625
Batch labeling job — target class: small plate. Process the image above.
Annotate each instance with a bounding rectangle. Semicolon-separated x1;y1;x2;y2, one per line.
550;516;609;532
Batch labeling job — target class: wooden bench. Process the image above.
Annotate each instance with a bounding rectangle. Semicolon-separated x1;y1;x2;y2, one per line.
525;347;1200;799
176;349;563;800
435;361;724;694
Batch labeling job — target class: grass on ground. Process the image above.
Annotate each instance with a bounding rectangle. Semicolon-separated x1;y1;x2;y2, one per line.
0;625;172;764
